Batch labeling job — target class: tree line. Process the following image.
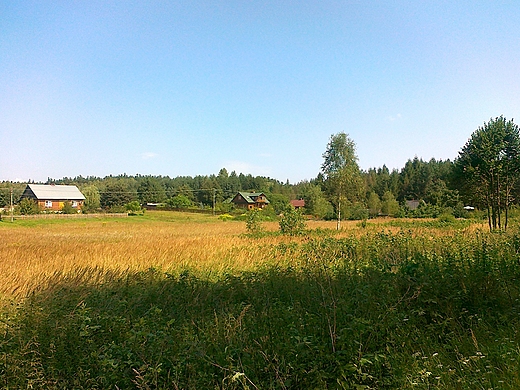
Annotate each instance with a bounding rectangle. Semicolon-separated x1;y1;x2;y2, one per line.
1;116;518;230
0;161;455;218
318;115;520;230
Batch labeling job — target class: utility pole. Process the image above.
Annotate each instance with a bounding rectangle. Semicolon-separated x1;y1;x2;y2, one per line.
336;199;341;230
213;188;216;215
10;187;14;222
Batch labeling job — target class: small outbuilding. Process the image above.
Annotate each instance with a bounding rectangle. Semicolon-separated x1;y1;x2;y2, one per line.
290;199;305;210
230;192;270;210
405;200;420;210
20;184;85;212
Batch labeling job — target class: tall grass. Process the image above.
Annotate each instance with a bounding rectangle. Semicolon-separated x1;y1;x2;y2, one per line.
1;213;519;388
0;214;377;297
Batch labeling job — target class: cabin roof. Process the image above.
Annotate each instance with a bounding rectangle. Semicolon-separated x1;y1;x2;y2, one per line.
233;192;270;204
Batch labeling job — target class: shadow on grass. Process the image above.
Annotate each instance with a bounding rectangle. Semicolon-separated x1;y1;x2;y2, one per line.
2;238;520;389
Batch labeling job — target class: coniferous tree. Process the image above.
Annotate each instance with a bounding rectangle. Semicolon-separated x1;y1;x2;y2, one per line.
137;177;166;204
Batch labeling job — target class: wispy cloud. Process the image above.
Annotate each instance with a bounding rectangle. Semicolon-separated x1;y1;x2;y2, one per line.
224;160;271;176
141;152;158;160
387;113;402;122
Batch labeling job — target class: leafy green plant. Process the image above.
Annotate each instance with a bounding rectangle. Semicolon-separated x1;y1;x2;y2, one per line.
246;208;263;234
81;185;101;213
166;194;193;209
279;205;306;235
61;201;76;214
437;212;456;223
381;191;400;216
17;198;40;215
107;205;127;213
125;200;143;215
347;202;369;220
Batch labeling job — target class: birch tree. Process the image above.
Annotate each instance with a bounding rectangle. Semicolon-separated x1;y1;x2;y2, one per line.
321;132;364;229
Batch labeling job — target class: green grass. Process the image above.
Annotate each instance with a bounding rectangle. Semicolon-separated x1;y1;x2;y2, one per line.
0;210;221;229
2;226;520;388
382;217;473;230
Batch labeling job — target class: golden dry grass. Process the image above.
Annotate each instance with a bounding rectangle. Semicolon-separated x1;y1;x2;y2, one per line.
0;211;484;298
0;215;234;296
0;212;305;297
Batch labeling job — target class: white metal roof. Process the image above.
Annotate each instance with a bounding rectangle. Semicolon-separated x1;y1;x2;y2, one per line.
27;184;86;200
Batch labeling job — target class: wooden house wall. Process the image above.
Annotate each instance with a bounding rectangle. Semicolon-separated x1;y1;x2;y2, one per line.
37;200;84;211
231;193;269;210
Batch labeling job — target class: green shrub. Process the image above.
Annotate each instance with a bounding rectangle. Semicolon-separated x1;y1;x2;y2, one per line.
166;194;193;209
279;206;306;235
246;208;263;234
260;204;278;219
381;191;400;216
410;202;444;218
81;185;101;213
107;205;127;213
216;201;233;213
437;212;456;223
347;203;369;220
17;198;40;215
123;201;144;215
452;202;469;218
61;201;76;214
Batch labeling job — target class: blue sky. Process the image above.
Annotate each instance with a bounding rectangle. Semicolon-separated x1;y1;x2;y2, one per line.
1;1;519;183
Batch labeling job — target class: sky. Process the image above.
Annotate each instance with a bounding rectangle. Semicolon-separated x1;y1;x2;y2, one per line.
1;1;520;183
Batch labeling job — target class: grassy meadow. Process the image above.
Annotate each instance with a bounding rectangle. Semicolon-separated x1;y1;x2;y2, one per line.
1;211;520;389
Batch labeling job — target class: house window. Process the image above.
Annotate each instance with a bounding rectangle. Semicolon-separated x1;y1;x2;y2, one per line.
72;201;78;208
45;200;53;208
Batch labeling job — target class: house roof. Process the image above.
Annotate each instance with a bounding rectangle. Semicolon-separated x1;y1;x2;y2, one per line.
24;184;86;200
405;199;420;210
234;192;270;204
290;199;305;208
